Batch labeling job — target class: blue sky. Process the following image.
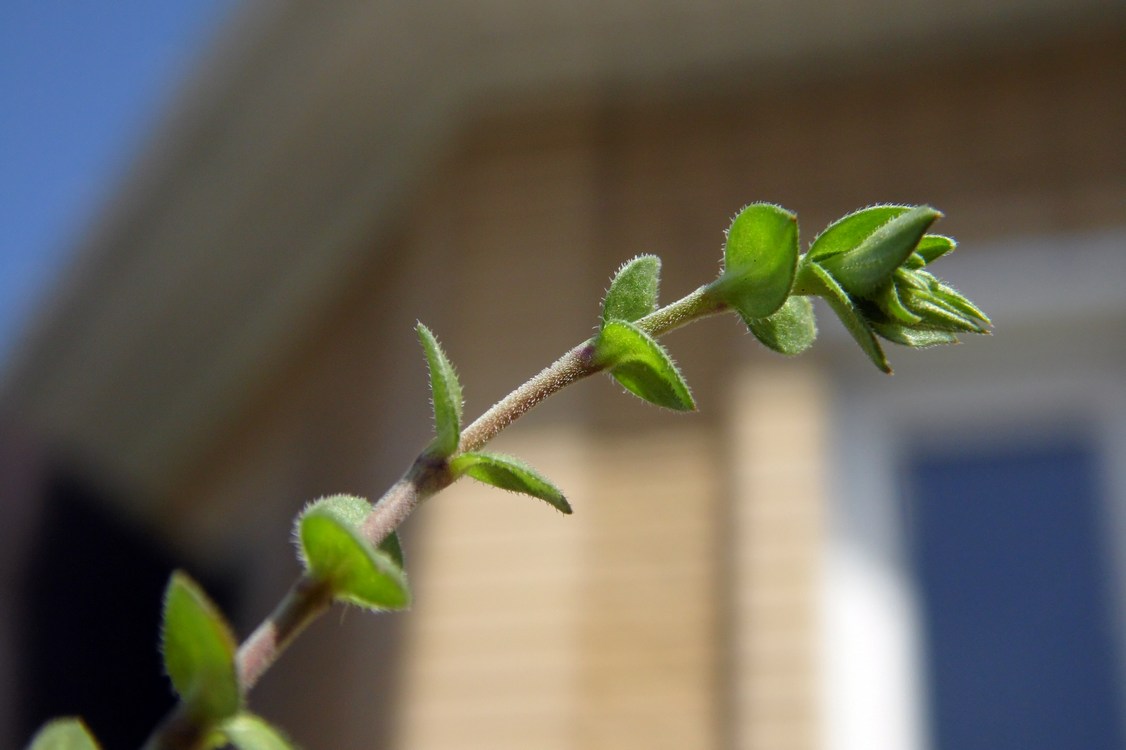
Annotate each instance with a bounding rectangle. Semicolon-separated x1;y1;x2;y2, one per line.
0;1;235;366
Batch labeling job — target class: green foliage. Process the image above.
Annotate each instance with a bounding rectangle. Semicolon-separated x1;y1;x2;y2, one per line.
797;204;989;371
451;451;571;513
710;203;799;319
297;507;410;611
302;493;371;527
802;260;891;371
602;255;661;326
745;295;818;356
216;713;297;750
161;572;242;723
594;320;695;411
26;719;100;750
417;323;463;457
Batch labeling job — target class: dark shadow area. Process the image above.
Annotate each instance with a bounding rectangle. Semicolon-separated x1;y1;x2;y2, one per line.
17;465;238;748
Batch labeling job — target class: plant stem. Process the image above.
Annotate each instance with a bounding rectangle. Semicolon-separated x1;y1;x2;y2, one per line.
142;284;725;749
458;284;723;451
457;341;598;453
636;284;726;338
235;575;334;691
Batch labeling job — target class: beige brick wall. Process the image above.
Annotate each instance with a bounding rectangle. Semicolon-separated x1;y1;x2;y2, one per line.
395;426;724;750
729;364;828;750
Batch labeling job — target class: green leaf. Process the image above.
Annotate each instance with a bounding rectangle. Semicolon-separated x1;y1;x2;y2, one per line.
816;205;941;297
915;234;956;265
594;320;696;410
161;572;242;723
808;205;912;262
300;494;372;528
875;281;922;325
872;321;960;348
298;509;410;611
931;281;991;325
219;713;298;750
450;451;571;514
801;261;891;373
900;287;988;333
711;203;799;318
602;255;661;328
416;323;463;457
26;719;100;750
297;495;405;570
745;295;818;356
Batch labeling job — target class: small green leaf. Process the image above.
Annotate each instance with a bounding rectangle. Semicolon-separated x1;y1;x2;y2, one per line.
450;451;571;514
915;234;956;265
602;255;661;328
900;288;988;333
872;321;960;348
300;494;372;528
931;281;991;325
219;713;298;750
875;281;923;325
893;267;930;291
801;261;891;373
808;205;912;262
594;320;696;410
711;203;799;319
161;572;241;723
26;719;100;750
298;510;410;611
296;495;405;569
416;323;463;457
816;205;941;297
745;295;818;356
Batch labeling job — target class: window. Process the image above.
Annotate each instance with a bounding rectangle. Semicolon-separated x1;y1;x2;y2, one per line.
905;438;1124;750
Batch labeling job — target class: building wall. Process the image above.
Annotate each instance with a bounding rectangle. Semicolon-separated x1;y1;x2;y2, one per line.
171;28;1125;749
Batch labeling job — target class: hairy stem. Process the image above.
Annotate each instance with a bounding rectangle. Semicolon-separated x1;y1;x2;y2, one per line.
143;284;725;749
235;575;334;691
636;285;726;338
458;285;724;451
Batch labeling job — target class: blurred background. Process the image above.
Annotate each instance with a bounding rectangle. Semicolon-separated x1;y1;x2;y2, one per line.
2;1;1124;749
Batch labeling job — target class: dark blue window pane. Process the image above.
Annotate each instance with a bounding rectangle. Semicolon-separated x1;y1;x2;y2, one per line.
905;439;1123;750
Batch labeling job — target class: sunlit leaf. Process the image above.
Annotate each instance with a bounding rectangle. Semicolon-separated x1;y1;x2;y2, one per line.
416;323;463;457
931;281;991;325
915;234;956;265
872;321;960;348
295;494;403;566
602;255;661;327
816;206;941;297
161;572;242;723
451;451;571;514
808;205;912;262
745;295;818;356
300;494;372;529
900;288;988;333
712;203;798;318
595;320;695;410
26;718;100;750
298;510;409;611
